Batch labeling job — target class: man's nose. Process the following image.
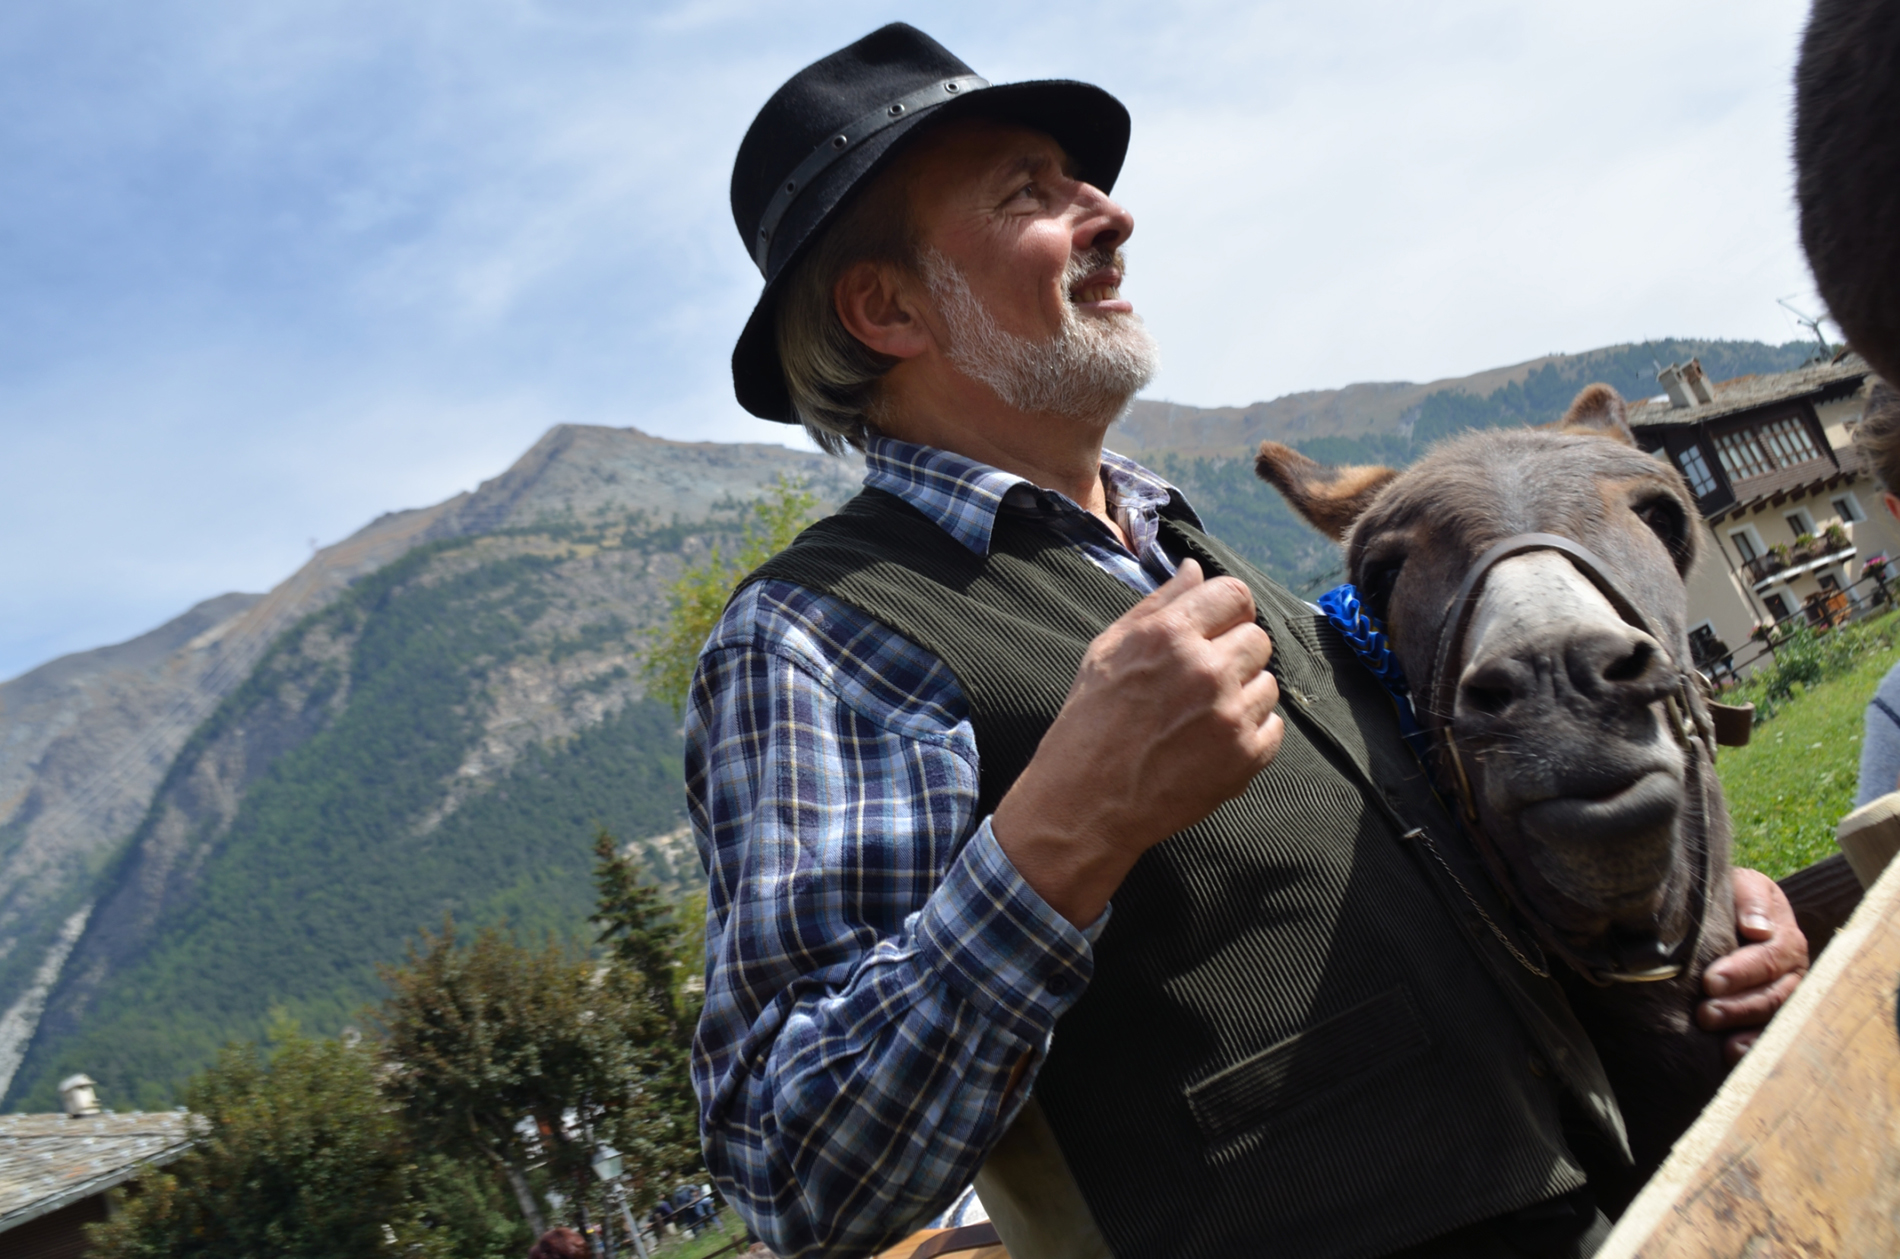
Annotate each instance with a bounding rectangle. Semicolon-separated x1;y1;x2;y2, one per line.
1073;185;1133;254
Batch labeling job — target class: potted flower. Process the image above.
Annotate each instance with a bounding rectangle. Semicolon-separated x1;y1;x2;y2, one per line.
1824;521;1851;551
1867;553;1892;605
1791;532;1821;562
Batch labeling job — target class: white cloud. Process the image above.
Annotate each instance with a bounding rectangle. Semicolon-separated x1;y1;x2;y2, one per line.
0;0;1831;677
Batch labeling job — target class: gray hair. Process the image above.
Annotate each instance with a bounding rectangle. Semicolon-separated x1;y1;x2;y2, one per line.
774;172;916;454
1855;380;1900;492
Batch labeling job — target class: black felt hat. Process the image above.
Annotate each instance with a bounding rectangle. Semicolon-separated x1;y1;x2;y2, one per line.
729;23;1130;422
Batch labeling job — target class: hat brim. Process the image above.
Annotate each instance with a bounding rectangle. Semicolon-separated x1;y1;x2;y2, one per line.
732;79;1132;424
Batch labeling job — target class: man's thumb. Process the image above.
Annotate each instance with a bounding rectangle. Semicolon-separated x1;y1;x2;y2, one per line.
1146;558;1204;608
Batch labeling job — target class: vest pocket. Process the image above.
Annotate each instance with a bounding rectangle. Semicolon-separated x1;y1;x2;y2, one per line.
1183;986;1431;1146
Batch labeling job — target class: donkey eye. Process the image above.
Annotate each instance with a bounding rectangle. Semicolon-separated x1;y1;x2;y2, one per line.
1633;496;1690;570
1360;560;1404;623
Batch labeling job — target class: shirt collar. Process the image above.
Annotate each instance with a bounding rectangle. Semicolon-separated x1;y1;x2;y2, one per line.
862;433;1192;556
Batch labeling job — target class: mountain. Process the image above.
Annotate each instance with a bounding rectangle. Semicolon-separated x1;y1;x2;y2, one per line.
0;500;461;1094
0;426;858;1107
0;337;1818;1109
1122;338;1823;595
1114;337;1821;460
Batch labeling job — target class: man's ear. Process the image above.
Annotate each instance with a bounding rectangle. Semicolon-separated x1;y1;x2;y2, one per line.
1254;442;1398;542
1550;383;1636;446
834;260;931;361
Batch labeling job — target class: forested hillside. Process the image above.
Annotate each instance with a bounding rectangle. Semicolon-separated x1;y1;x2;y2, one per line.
9;512;747;1111
1143;337;1820;593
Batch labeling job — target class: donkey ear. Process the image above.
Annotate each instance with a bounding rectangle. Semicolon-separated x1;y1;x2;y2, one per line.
1552;383;1636;446
1254;442;1398;542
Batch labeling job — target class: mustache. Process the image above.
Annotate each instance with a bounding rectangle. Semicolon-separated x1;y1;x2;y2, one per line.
1065;247;1126;295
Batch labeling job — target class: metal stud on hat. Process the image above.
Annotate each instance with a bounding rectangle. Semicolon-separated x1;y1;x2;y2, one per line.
751;73;991;274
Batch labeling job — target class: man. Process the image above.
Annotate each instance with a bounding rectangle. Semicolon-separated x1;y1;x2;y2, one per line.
691;25;1806;1259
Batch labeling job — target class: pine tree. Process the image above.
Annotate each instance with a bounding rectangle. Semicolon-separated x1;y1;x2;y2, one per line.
376;920;688;1227
591;830;704;1185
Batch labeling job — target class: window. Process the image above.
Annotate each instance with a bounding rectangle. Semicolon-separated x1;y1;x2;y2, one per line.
1763;592;1792;621
1729;526;1763;562
1786;508;1816;539
1833;493;1867;523
1713;416;1825;482
1761;417;1822;465
1674;444;1719;497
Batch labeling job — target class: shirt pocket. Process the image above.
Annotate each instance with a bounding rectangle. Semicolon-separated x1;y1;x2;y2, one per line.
1182;986;1432;1146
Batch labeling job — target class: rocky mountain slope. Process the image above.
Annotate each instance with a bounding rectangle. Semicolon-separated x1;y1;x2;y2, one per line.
0;502;456;1092
0;426;857;1104
0;338;1818;1107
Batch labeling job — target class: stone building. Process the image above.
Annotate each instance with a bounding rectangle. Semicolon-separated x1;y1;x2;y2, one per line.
0;1076;191;1259
1628;352;1896;673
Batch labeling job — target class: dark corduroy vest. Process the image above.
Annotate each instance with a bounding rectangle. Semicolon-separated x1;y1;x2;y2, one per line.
747;489;1629;1259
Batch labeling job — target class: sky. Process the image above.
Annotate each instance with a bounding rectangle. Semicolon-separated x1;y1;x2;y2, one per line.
0;0;1832;681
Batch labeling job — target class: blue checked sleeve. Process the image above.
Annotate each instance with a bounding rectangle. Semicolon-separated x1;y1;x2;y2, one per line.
686;581;1099;1259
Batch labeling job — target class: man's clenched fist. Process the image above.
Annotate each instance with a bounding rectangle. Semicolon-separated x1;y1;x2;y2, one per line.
993;559;1284;926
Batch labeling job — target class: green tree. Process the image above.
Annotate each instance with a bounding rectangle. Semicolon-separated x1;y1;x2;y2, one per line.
376;920;687;1235
86;1017;454;1258
591;830;706;1173
644;476;822;712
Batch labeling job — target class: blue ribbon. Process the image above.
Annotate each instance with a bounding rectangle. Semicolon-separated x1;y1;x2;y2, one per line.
1317;583;1433;764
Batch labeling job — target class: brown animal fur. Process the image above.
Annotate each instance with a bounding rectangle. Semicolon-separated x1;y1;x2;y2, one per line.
1796;0;1900;385
1554;382;1637;446
1257;385;1732;1213
1252;443;1396;541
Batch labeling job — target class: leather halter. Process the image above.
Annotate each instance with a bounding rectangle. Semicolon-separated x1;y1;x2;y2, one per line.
1419;532;1714;987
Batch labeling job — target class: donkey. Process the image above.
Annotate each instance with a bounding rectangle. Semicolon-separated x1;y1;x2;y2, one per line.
1255;385;1733;1210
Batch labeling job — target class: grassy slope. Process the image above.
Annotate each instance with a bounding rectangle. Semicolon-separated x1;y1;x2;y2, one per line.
1719;634;1900;879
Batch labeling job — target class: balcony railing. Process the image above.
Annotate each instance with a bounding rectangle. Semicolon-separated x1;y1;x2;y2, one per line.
1742;552;1786;584
1742;540;1858;588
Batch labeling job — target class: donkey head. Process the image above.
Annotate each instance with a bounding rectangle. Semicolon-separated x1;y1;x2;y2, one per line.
1258;386;1709;946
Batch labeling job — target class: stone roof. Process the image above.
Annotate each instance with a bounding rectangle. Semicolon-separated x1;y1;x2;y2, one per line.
1627;355;1872;429
0;1111;193;1232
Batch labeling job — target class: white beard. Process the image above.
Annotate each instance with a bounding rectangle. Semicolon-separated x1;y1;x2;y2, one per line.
920;248;1160;426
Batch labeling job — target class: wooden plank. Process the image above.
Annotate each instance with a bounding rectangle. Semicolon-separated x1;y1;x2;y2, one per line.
873;1226;1009;1259
1596;848;1900;1257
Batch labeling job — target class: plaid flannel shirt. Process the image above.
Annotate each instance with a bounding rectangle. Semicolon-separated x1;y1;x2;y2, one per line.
686;435;1189;1258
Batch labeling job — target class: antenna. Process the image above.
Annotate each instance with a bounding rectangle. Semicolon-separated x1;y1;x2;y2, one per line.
1777;297;1834;361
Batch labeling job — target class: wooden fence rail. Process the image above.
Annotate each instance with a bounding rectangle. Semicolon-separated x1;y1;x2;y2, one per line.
1596;845;1900;1257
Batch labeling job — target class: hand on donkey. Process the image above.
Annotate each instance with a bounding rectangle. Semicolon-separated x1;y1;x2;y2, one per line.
1697;867;1809;1065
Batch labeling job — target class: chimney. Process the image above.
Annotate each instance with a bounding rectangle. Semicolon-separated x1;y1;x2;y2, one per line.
58;1073;101;1118
1657;363;1695;408
1682;357;1716;404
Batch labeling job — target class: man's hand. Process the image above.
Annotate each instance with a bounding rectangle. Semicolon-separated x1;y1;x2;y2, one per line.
993;559;1284;926
1698;867;1809;1064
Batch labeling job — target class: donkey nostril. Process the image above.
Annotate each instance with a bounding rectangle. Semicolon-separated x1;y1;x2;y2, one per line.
1603;639;1655;684
1463;682;1513;716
